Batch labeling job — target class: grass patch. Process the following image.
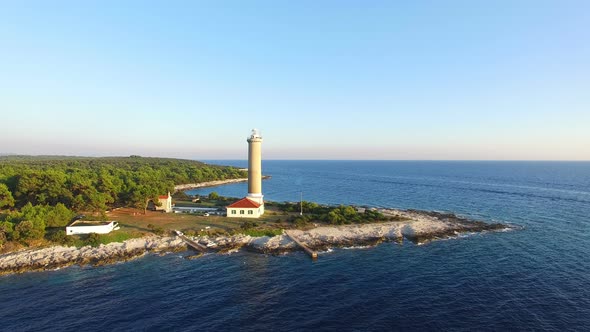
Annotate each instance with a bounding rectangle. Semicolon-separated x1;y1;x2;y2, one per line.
110;208;243;233
240;229;283;237
97;231;142;245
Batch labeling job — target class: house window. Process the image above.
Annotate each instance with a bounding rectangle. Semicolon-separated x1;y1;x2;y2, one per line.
240;210;245;214
231;210;236;214
248;210;253;215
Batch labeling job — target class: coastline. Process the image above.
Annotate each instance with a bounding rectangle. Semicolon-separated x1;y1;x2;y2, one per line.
0;208;511;276
173;178;248;191
0;236;186;276
173;176;270;192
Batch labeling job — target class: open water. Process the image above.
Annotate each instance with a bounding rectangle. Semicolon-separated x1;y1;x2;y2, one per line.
1;161;589;331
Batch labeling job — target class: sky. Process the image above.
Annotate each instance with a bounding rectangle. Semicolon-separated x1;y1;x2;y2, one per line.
0;1;588;160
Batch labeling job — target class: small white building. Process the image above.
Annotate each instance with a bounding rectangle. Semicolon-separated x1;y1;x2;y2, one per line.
66;220;120;236
226;197;265;218
155;192;172;213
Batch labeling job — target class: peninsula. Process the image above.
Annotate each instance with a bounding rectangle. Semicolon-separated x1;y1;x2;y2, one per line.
0;153;511;276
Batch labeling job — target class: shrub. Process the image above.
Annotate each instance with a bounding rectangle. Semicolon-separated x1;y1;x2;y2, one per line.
87;233;101;247
241;229;283;237
48;230;74;246
292;215;311;228
147;223;164;235
240;220;259;229
15;220;45;240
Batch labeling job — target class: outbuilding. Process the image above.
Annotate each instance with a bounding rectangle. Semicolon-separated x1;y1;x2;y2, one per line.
153;192;172;213
66;220;120;235
226;197;264;218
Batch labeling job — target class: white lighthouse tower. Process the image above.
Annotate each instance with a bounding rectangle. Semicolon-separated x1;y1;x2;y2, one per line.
226;129;265;218
247;129;264;205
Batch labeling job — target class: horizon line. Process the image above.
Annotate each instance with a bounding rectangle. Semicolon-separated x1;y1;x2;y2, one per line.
1;154;589;162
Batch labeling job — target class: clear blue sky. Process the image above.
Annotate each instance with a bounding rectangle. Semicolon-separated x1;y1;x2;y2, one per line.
1;1;588;160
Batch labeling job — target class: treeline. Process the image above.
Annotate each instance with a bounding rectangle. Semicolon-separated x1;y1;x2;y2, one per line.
0;156;246;244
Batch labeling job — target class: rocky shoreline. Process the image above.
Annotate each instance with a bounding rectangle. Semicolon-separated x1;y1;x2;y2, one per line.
0;209;512;276
195;208;510;254
0;237;186;276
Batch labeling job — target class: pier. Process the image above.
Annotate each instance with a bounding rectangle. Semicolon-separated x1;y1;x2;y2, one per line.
285;230;318;259
174;230;208;253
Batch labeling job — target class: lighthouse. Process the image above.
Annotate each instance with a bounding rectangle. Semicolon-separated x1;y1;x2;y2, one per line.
247;129;264;205
226;129;265;218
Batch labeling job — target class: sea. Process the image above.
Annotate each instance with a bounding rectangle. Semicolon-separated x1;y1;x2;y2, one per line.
1;161;589;331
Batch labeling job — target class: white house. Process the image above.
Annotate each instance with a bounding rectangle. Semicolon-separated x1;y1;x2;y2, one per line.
66;220;120;236
155;192;172;213
226;197;265;218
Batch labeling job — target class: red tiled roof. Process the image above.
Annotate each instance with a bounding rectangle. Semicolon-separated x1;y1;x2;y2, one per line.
227;197;261;208
158;195;169;200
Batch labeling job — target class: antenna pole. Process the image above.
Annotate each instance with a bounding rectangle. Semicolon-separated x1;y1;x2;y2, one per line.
300;191;303;216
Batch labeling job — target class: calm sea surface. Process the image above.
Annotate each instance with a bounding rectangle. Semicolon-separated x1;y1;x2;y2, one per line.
1;161;589;331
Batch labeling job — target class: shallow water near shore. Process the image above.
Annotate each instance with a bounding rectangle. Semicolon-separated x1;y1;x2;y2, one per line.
2;161;590;330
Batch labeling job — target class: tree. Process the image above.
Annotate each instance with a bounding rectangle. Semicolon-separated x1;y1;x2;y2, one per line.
129;184;161;215
208;192;220;200
327;210;344;224
14;170;42;206
97;167;121;204
0;221;14;246
37;170;70;205
0;183;15;209
15;220;45;240
1;156;244;211
86;191;113;213
45;203;75;228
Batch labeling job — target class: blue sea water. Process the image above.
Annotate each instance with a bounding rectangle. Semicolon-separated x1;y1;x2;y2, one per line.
1;161;590;331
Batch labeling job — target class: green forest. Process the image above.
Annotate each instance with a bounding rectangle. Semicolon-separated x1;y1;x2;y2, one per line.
0;156;246;244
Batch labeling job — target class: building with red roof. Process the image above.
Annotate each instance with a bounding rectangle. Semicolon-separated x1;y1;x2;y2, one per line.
226;197;264;218
154;192;172;213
